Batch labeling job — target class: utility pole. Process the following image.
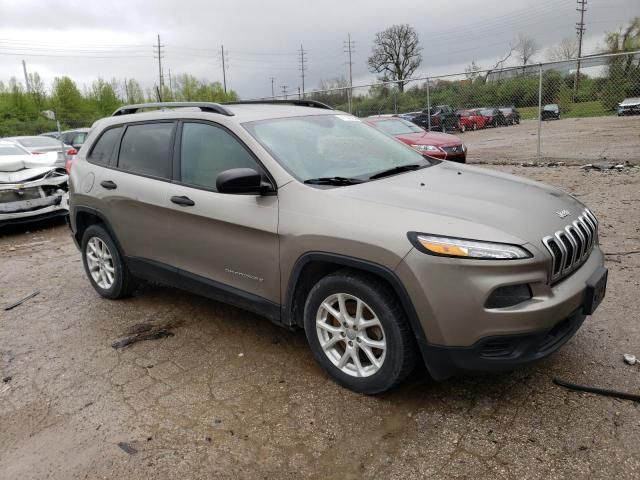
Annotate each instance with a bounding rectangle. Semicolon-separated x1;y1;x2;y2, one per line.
573;0;587;99
168;68;173;99
269;77;275;99
22;59;30;93
299;44;307;97
221;45;228;94
344;33;355;113
154;34;165;101
281;85;288;99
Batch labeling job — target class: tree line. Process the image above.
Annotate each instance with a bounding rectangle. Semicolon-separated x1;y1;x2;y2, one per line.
0;74;237;137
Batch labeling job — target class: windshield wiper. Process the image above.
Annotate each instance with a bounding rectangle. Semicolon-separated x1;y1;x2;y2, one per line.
368;163;424;180
303;176;364;186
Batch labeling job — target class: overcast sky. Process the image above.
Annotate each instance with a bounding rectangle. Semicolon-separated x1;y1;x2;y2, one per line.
0;0;638;99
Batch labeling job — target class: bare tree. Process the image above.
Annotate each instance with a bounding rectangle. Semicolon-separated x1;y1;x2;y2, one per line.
547;37;579;61
515;34;540;66
484;44;515;80
367;24;422;92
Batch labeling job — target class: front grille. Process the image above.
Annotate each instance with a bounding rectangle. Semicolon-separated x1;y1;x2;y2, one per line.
542;208;598;283
442;145;463;155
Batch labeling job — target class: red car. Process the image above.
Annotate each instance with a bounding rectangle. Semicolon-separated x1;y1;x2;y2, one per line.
457;109;487;131
365;117;467;163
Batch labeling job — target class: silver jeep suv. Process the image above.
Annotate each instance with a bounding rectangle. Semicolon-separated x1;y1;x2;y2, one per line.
68;101;607;394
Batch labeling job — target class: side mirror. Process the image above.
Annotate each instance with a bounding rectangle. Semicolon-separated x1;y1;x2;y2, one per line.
216;168;273;195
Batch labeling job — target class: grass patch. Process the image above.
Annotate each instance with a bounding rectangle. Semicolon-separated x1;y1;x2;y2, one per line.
518;101;613;120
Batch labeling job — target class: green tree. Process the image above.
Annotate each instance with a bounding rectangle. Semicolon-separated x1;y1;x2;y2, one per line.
50;76;86;124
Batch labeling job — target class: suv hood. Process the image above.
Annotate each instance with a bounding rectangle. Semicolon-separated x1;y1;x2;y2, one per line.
334;162;585;247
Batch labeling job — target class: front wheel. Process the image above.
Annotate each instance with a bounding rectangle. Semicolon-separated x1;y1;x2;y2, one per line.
304;271;416;394
81;224;136;299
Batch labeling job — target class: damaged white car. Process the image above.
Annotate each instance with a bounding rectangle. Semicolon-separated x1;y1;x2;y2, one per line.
0;140;69;226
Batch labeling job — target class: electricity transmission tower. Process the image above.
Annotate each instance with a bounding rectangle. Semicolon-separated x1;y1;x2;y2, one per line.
269;77;276;98
153;34;165;101
220;45;228;94
573;0;587;99
299;44;307;97
281;85;288;99
344;33;356;113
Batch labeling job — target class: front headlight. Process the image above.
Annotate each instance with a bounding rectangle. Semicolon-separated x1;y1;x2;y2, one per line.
408;233;532;260
411;144;440;152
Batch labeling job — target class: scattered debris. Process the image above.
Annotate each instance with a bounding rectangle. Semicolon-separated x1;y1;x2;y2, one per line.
4;290;40;311
117;442;138;455
238;353;244;357
2;376;11;383
581;163;626;172
623;353;637;366
112;327;174;349
553;378;640;403
605;250;640;257
0;385;9;394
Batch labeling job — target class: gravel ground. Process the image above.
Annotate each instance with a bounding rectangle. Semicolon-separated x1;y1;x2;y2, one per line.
0;165;639;479
464;115;640;165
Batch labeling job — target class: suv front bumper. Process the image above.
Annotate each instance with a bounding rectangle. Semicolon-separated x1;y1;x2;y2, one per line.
396;246;605;379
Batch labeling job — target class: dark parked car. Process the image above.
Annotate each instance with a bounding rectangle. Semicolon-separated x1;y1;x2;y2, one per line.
412;105;460;132
541;104;560;120
479;108;508;127
499;107;520;125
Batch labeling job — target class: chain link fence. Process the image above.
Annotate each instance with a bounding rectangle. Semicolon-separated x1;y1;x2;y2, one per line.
299;51;640;165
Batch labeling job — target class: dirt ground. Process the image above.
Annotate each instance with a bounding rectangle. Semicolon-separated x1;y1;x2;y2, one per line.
1;165;639;479
463;115;640;165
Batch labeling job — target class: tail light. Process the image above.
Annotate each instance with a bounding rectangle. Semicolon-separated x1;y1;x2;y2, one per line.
65;158;73;174
66;148;78;156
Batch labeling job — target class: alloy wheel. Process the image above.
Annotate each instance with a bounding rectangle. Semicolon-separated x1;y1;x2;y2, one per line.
315;293;387;377
86;237;115;289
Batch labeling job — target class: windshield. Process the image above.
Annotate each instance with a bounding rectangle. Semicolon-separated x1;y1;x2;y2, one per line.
0;144;28;156
480;109;494;115
372;118;423;135
244;114;430;182
14;137;61;148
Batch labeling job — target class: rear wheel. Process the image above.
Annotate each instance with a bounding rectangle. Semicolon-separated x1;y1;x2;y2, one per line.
471;122;477;131
304;271;416;394
81;224;136;299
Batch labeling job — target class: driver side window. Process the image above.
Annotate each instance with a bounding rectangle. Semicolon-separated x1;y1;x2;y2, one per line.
180;122;262;191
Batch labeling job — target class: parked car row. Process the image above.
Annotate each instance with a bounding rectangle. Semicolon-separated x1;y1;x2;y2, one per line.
399;105;521;133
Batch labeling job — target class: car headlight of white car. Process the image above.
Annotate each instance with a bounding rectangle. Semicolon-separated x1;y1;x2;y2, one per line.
411;144;440;152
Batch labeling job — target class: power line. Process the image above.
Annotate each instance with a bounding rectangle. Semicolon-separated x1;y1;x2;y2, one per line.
299;44;307;96
344;33;355;113
574;0;587;98
220;45;228;93
153;34;165;99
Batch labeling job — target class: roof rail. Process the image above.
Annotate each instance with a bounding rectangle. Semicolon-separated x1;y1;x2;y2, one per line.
223;99;334;110
112;102;234;117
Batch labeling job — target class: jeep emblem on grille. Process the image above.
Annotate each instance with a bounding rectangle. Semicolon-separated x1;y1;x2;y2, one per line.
556;209;571;218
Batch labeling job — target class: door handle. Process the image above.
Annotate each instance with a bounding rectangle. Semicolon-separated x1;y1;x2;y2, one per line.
170;195;195;207
100;180;117;190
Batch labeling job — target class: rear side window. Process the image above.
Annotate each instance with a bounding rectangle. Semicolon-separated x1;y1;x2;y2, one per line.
88;127;122;166
118;123;174;179
179;122;261;191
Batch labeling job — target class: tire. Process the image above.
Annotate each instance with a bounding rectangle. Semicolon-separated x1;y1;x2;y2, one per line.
460;123;466;133
81;224;136;299
472;122;477;131
303;270;417;394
